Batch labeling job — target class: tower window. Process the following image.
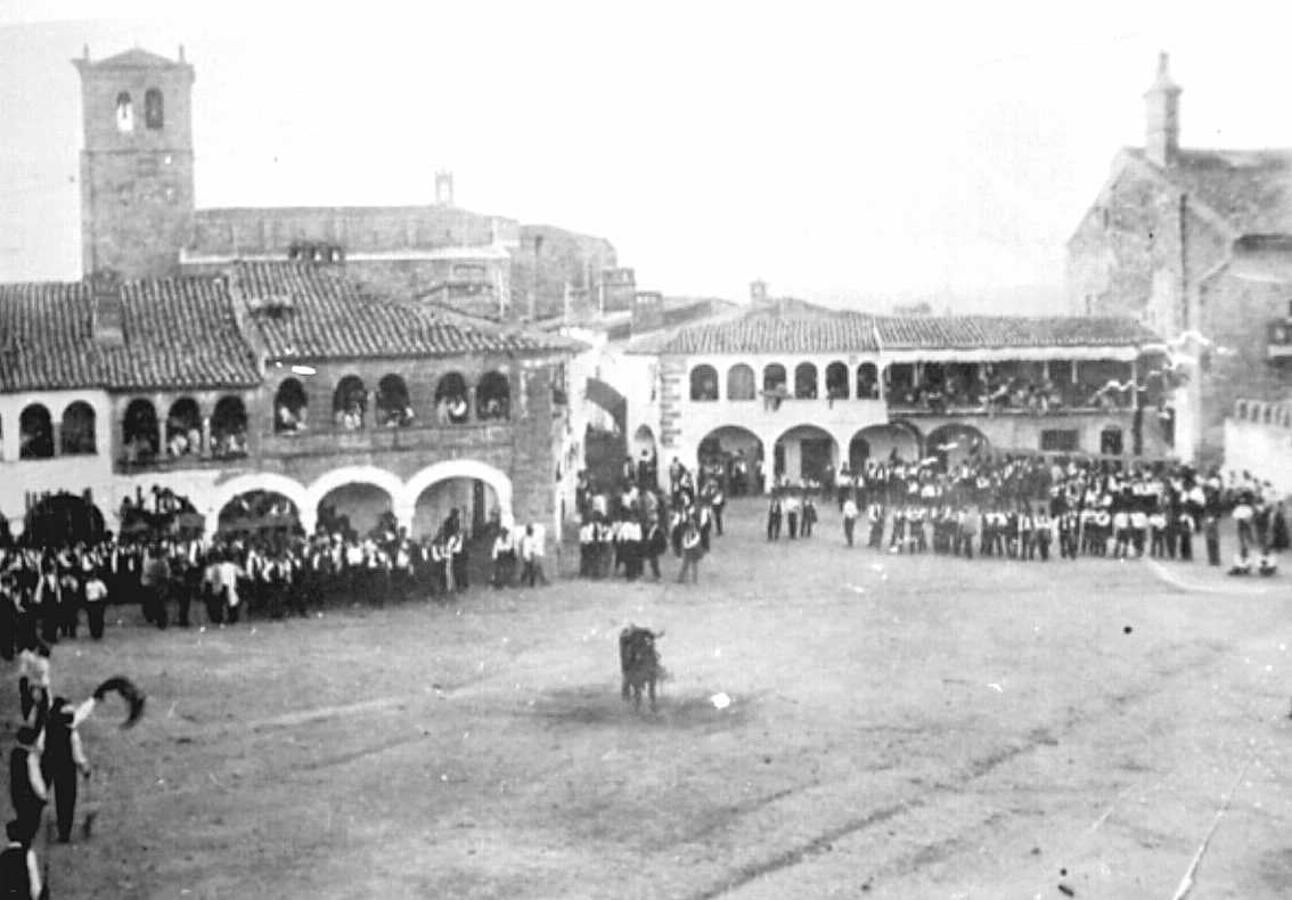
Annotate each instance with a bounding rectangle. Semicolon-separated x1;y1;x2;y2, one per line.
145;88;164;129
115;92;134;132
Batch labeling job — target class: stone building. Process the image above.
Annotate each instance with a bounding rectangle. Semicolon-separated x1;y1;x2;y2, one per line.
1067;53;1292;465
0;260;578;543
74;46;617;324
619;295;1167;491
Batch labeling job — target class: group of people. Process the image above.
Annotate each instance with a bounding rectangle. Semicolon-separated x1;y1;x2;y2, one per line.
575;459;722;584
0;503;558;654
761;455;1284;571
3;641;96;898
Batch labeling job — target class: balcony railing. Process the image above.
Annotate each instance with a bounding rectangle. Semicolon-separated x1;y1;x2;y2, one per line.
116;451;249;474
884;400;1136;417
261;420;515;457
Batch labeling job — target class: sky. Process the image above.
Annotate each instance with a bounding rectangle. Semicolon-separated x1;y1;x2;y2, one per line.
3;0;1292;313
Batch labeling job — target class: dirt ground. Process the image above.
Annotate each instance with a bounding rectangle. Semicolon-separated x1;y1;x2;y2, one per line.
12;498;1292;899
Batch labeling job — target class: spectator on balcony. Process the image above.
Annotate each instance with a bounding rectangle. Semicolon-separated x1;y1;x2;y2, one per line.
437;394;469;425
479;396;508;421
761;383;788;411
335;403;363;431
379;403;414;428
277;403;306;432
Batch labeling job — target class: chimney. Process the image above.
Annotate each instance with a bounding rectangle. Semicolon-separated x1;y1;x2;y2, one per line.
1144;52;1181;168
633;291;665;333
435;171;455;206
601;267;636;313
750;280;769;304
89;270;124;346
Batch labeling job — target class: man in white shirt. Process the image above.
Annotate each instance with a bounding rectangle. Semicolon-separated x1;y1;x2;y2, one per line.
520;524;548;587
841;497;859;547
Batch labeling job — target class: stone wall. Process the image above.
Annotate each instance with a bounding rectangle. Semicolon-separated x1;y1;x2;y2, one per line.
1224;400;1292;498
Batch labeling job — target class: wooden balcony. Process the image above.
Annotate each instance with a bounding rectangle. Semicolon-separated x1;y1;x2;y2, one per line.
259;421;515;459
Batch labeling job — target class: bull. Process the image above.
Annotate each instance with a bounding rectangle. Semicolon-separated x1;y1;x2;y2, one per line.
619;625;665;711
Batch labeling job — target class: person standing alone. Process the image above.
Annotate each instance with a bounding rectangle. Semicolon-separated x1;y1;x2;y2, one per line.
841;496;859;547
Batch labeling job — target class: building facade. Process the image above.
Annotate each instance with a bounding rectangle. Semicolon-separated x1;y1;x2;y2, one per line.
0;262;577;543
74;46;618;324
1067;54;1292;465
622;298;1168;490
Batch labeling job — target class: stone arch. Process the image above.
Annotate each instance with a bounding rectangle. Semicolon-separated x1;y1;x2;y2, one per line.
772;423;837;484
584;377;627;433
309;466;405;539
405;459;515;532
24;492;105;546
926;423;990;467
207;473;312;534
697;425;765;495
853;422;921;464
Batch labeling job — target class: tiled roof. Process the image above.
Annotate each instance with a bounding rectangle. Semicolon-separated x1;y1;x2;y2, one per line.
233;262;579;361
92;48;186;69
626;305;881;355
0;278;260;393
626;304;1160;356
875;315;1159;349
1130;147;1292;235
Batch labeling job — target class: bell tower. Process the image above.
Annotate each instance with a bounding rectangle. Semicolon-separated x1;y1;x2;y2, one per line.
74;45;195;279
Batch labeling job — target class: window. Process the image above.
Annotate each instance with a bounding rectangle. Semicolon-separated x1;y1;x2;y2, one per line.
794;363;818;399
211;397;249;458
19;405;54;459
377;374;414;427
60;402;97;456
122;398;158;461
434;372;470;424
144;88;164;129
856;363;879;399
825;362;849;401
726;364;756;401
477;371;511;421
165;397;202;457
1040;429;1079;452
689;365;719;401
333;375;368;430
115;92;133;132
763;364;787;394
275;378;308;433
1100;427;1124;456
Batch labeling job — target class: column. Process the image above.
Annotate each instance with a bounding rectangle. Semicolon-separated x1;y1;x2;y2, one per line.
1130;358;1139;410
201;417;212;459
